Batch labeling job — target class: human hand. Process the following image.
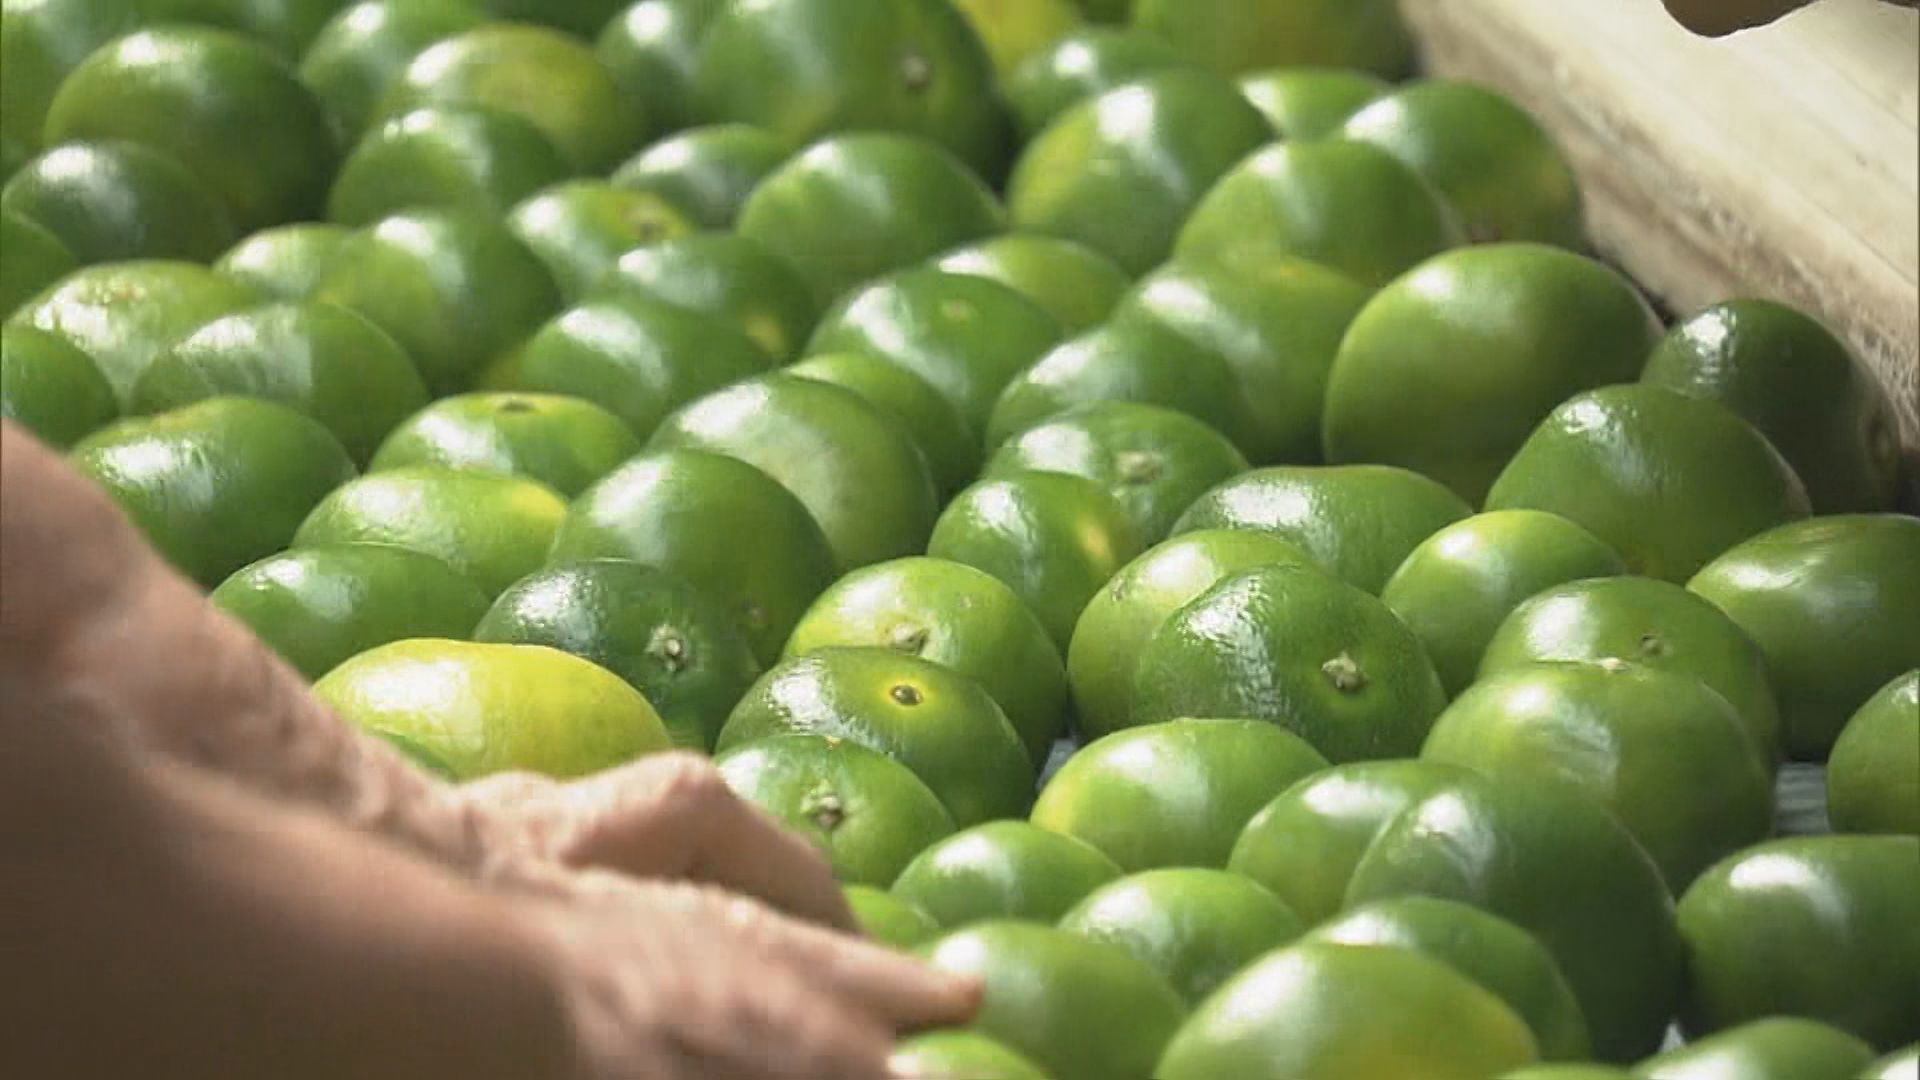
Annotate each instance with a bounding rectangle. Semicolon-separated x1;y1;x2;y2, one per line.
461;753;858;931
520;868;980;1080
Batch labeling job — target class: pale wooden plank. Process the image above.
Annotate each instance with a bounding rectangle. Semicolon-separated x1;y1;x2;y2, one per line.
1401;0;1919;451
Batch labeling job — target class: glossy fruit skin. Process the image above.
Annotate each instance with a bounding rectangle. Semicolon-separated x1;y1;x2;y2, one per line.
807;267;1063;437
648;374;940;573
1001;26;1192;139
12;260;262;408
474;559;760;751
737;133;1003;308
298;0;486;144
1489;384;1813;583
132;300;431;467
326;105;573;228
842;884;939;949
1678;835;1920;1049
1827;671;1920;835
75;396;355;580
928;471;1144;651
211;543;491;682
1341;80;1584;247
0;323;119;450
1479;575;1781;765
46;27;335;233
487;292;772;440
3;141;235;264
920;920;1187;1080
505;182;694;302
714;734;955;886
549;449;838;666
1131;563;1448;762
1;211;77;319
1238;67;1388;140
1228;759;1474;926
1177;139;1460;289
376;24;644;174
1863;1045;1920;1079
787;353;974;495
1305;896;1590;1061
1132;0;1414;78
1425;661;1772;888
1068;529;1316;740
1172;464;1473;594
1116;256;1372;465
0;0;140;162
294;465;567;599
693;0;1007;179
892;821;1122;928
595;0;724;138
611;123;788;231
1382;510;1628;697
1156;941;1538;1080
1008;70;1273;276
368;392;639;498
599;232;817;363
1691;514;1920;759
933;231;1131;336
716;648;1032;827
478;0;626;38
313;209;560;398
950;0;1081;75
1032;719;1329;871
1324;244;1662;505
986;318;1258;454
984;402;1248;544
314;639;671;780
1060;867;1304;1005
1631;1017;1875;1080
139;0;344;58
784;556;1067;767
1347;773;1683;1062
1646;299;1903;513
213;223;349;301
887;1030;1048;1080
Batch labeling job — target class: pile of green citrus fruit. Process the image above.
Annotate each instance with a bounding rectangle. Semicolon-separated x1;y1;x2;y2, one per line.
4;0;1917;1076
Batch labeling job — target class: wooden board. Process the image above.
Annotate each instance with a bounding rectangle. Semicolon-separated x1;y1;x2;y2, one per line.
1401;0;1920;455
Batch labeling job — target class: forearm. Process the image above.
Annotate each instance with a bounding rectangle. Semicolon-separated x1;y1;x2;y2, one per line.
0;421;511;874
2;685;575;1080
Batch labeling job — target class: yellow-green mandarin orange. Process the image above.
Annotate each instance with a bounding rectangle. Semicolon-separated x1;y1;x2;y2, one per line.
933;231;1131;336
1488;385;1811;582
131;300;430;467
326;104;573;228
784;556;1067;767
1059;868;1304;1005
1156;941;1537;1080
715;734;955;886
369;392;640;498
648;374;940;573
1826;671;1920;835
298;0;486;143
213;223;350;301
1381;510;1628;697
598;233;817;363
594;0;724;137
1032;719;1329;871
0;322;118;450
920;920;1187;1080
1176;139;1461;289
1632;1017;1875;1080
1227;759;1474;926
1479;575;1782;764
1131;0;1414;78
892;820;1121;928
786;353;975;495
716;647;1032;827
888;1031;1048;1080
71;397;356;588
1008;70;1273;276
1340;80;1584;247
1;211;77;318
1069;529;1316;741
505;181;696;302
474;559;760;751
1238;67;1388;139
294;465;567;598
3;140;235;264
486;292;772;440
1001;27;1191;140
1172;464;1472;594
843;885;939;949
1688;515;1920;760
1323;244;1662;505
610;123;789;231
211;543;491;683
314;638;671;780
